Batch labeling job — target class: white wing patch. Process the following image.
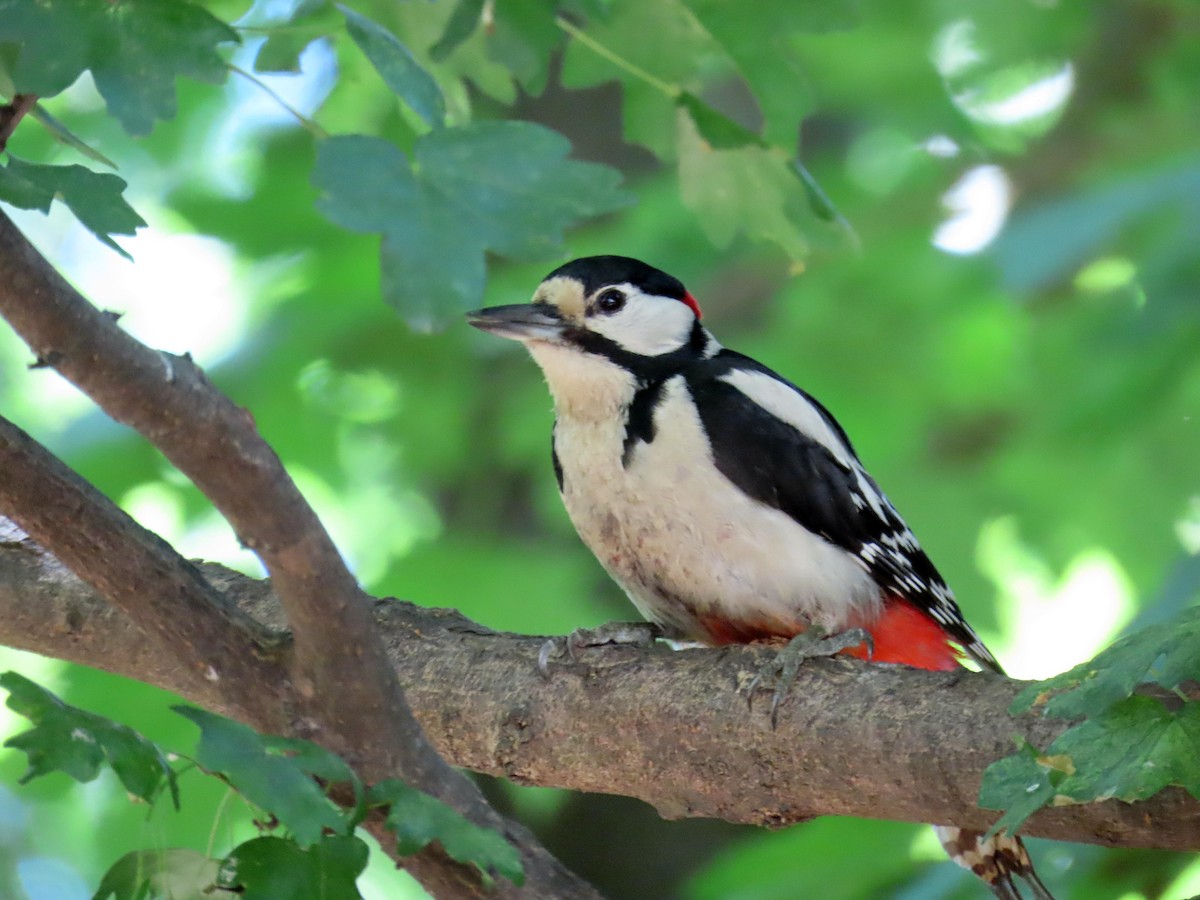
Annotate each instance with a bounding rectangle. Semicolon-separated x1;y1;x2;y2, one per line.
718;369;855;467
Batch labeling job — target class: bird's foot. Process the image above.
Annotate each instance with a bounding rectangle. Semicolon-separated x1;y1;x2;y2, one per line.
537;621;664;677
743;626;873;727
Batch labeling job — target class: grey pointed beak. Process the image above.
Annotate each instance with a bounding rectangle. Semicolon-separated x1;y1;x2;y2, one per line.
465;303;566;343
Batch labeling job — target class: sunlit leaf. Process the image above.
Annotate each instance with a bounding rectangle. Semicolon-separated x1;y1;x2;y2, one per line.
94;848;220;900
676;108;813;259
0;0;239;136
368;779;524;884
0;672;178;808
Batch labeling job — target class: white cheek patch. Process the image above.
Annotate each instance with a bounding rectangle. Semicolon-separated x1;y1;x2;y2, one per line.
589;293;695;357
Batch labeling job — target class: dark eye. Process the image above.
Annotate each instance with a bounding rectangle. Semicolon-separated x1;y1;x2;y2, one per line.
595;288;626;314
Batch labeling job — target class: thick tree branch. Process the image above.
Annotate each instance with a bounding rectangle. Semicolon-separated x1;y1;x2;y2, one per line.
0;417;288;728
2;541;1196;854
0;212;598;899
0;208;411;778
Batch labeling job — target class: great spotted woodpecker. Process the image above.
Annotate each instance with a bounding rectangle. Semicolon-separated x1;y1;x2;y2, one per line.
467;255;1054;899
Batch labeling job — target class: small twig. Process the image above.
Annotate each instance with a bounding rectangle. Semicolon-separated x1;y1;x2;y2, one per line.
0;93;38;152
555;17;681;99
228;64;329;138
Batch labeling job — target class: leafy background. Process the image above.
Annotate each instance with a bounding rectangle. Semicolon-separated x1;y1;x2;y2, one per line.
1;0;1198;897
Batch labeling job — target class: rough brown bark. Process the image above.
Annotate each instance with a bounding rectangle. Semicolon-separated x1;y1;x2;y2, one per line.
2;535;1196;854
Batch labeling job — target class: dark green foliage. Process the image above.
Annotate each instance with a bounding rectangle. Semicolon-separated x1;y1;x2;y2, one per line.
215;836;369;900
173;707;359;849
312;125;631;328
0;156;144;255
1;672;178;809
982;608;1200;833
368;779;525;884
1;676;524;894
0;0;238;135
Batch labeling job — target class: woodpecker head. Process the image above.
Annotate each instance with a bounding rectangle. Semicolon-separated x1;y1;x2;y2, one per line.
466;257;713;394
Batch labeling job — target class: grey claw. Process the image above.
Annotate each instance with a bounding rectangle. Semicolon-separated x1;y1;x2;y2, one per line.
537;638;560;678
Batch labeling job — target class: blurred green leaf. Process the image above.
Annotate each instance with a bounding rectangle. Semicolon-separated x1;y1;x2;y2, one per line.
1;671;178;808
94;848;220;900
216;835;368;899
560;0;727;159
29;103;118;169
0;155;145;256
994;161;1200;293
1011;605;1200;720
340;5;445;129
312;125;631;329
485;0;562;94
429;0;485;62
676;93;761;149
368;778;524;884
0;0;239;136
253;0;334;73
680;1;853;144
676;108;813;259
173;706;355;847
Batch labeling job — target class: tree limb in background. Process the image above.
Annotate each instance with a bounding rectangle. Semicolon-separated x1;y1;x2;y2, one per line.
2;540;1196;854
0;210;598;900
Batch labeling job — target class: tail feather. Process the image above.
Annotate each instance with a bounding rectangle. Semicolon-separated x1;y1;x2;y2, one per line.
934;826;1056;900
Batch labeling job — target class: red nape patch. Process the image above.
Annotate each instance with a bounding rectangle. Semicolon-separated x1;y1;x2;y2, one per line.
681;291;702;319
845;600;961;672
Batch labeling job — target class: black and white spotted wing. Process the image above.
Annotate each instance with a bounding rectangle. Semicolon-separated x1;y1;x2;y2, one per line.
686;350;1002;673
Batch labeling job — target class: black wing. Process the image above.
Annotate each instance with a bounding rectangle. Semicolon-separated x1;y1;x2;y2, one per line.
687;352;1001;672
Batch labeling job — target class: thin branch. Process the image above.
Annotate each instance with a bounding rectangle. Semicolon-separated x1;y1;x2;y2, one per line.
2;542;1196;854
227;65;329;138
0;211;598;899
556;17;681;99
0;93;37;152
0;417;288;728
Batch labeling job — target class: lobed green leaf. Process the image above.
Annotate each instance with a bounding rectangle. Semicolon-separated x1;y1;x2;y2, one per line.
0;155;145;257
983;698;1200;834
216;835;368;900
0;0;239;136
368;779;525;884
1011;606;1200;720
340;5;446;129
312;125;630;330
173;707;358;848
0;671;177;808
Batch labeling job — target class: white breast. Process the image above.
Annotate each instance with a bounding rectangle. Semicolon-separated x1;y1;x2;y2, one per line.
548;372;882;640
